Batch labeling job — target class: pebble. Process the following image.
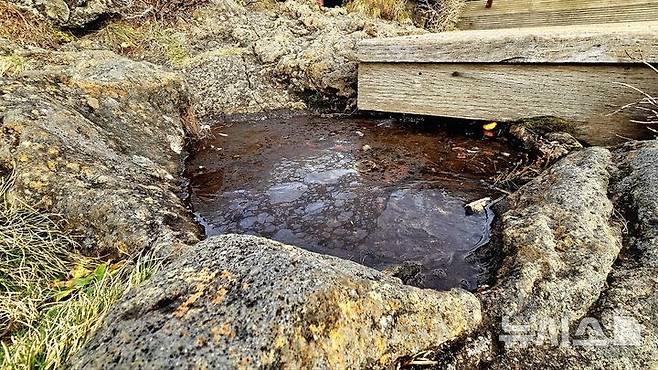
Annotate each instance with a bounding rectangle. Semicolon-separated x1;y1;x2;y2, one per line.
86;97;100;110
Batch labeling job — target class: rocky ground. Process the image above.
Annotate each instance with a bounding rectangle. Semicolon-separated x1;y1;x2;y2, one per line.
72;0;424;117
61;139;658;369
2;0;658;369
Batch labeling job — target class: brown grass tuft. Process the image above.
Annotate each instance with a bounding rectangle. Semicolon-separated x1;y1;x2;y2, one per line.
0;171;81;338
413;0;464;31
345;0;413;24
345;0;464;31
608;62;658;138
84;20;191;67
118;0;210;21
0;2;72;49
180;100;207;139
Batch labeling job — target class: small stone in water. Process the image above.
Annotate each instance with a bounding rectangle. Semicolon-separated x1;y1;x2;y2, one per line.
465;197;491;214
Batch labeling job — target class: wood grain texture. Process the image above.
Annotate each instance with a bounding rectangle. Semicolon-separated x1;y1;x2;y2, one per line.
358;21;658;63
458;0;658;30
357;62;658;145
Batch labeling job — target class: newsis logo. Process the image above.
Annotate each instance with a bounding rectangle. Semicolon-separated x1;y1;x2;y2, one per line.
499;315;644;348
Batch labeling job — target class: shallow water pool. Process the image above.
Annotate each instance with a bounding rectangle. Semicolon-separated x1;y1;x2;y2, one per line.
186;114;526;290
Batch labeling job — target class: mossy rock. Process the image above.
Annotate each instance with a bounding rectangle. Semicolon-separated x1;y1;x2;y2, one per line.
518;116;580;135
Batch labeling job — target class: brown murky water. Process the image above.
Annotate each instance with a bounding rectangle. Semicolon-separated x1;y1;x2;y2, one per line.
186;114;526;291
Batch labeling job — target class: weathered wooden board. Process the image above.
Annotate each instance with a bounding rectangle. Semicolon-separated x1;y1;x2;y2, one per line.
458;0;658;30
358;62;658;145
358;21;658;64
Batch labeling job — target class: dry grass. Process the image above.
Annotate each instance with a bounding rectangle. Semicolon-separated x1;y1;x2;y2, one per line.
0;0;206;51
0;170;164;369
1;255;162;369
0;2;72;49
0;55;27;78
345;0;464;31
0;173;80;339
413;0;464;31
491;160;541;192
607;62;658;138
88;21;190;67
611;63;658;125
345;0;413;24
118;0;210;21
492;120;582;191
396;349;438;368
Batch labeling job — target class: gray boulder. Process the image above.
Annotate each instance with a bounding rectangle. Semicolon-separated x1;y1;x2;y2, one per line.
551;140;658;369
0;48;199;256
484;147;621;332
71;234;482;369
434;141;658;369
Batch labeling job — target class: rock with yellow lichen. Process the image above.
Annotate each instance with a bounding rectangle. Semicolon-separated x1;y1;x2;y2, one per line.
0;47;200;256
70;234;482;369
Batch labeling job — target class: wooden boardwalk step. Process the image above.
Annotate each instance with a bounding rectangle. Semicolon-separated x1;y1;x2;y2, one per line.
357;21;658;145
458;0;658;30
358;22;658;64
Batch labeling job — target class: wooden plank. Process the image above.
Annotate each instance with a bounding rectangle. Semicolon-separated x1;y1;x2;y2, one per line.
358;21;658;64
357;62;658;145
458;0;658;30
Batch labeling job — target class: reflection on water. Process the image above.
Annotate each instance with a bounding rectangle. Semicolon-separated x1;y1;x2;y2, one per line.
186;114;525;290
